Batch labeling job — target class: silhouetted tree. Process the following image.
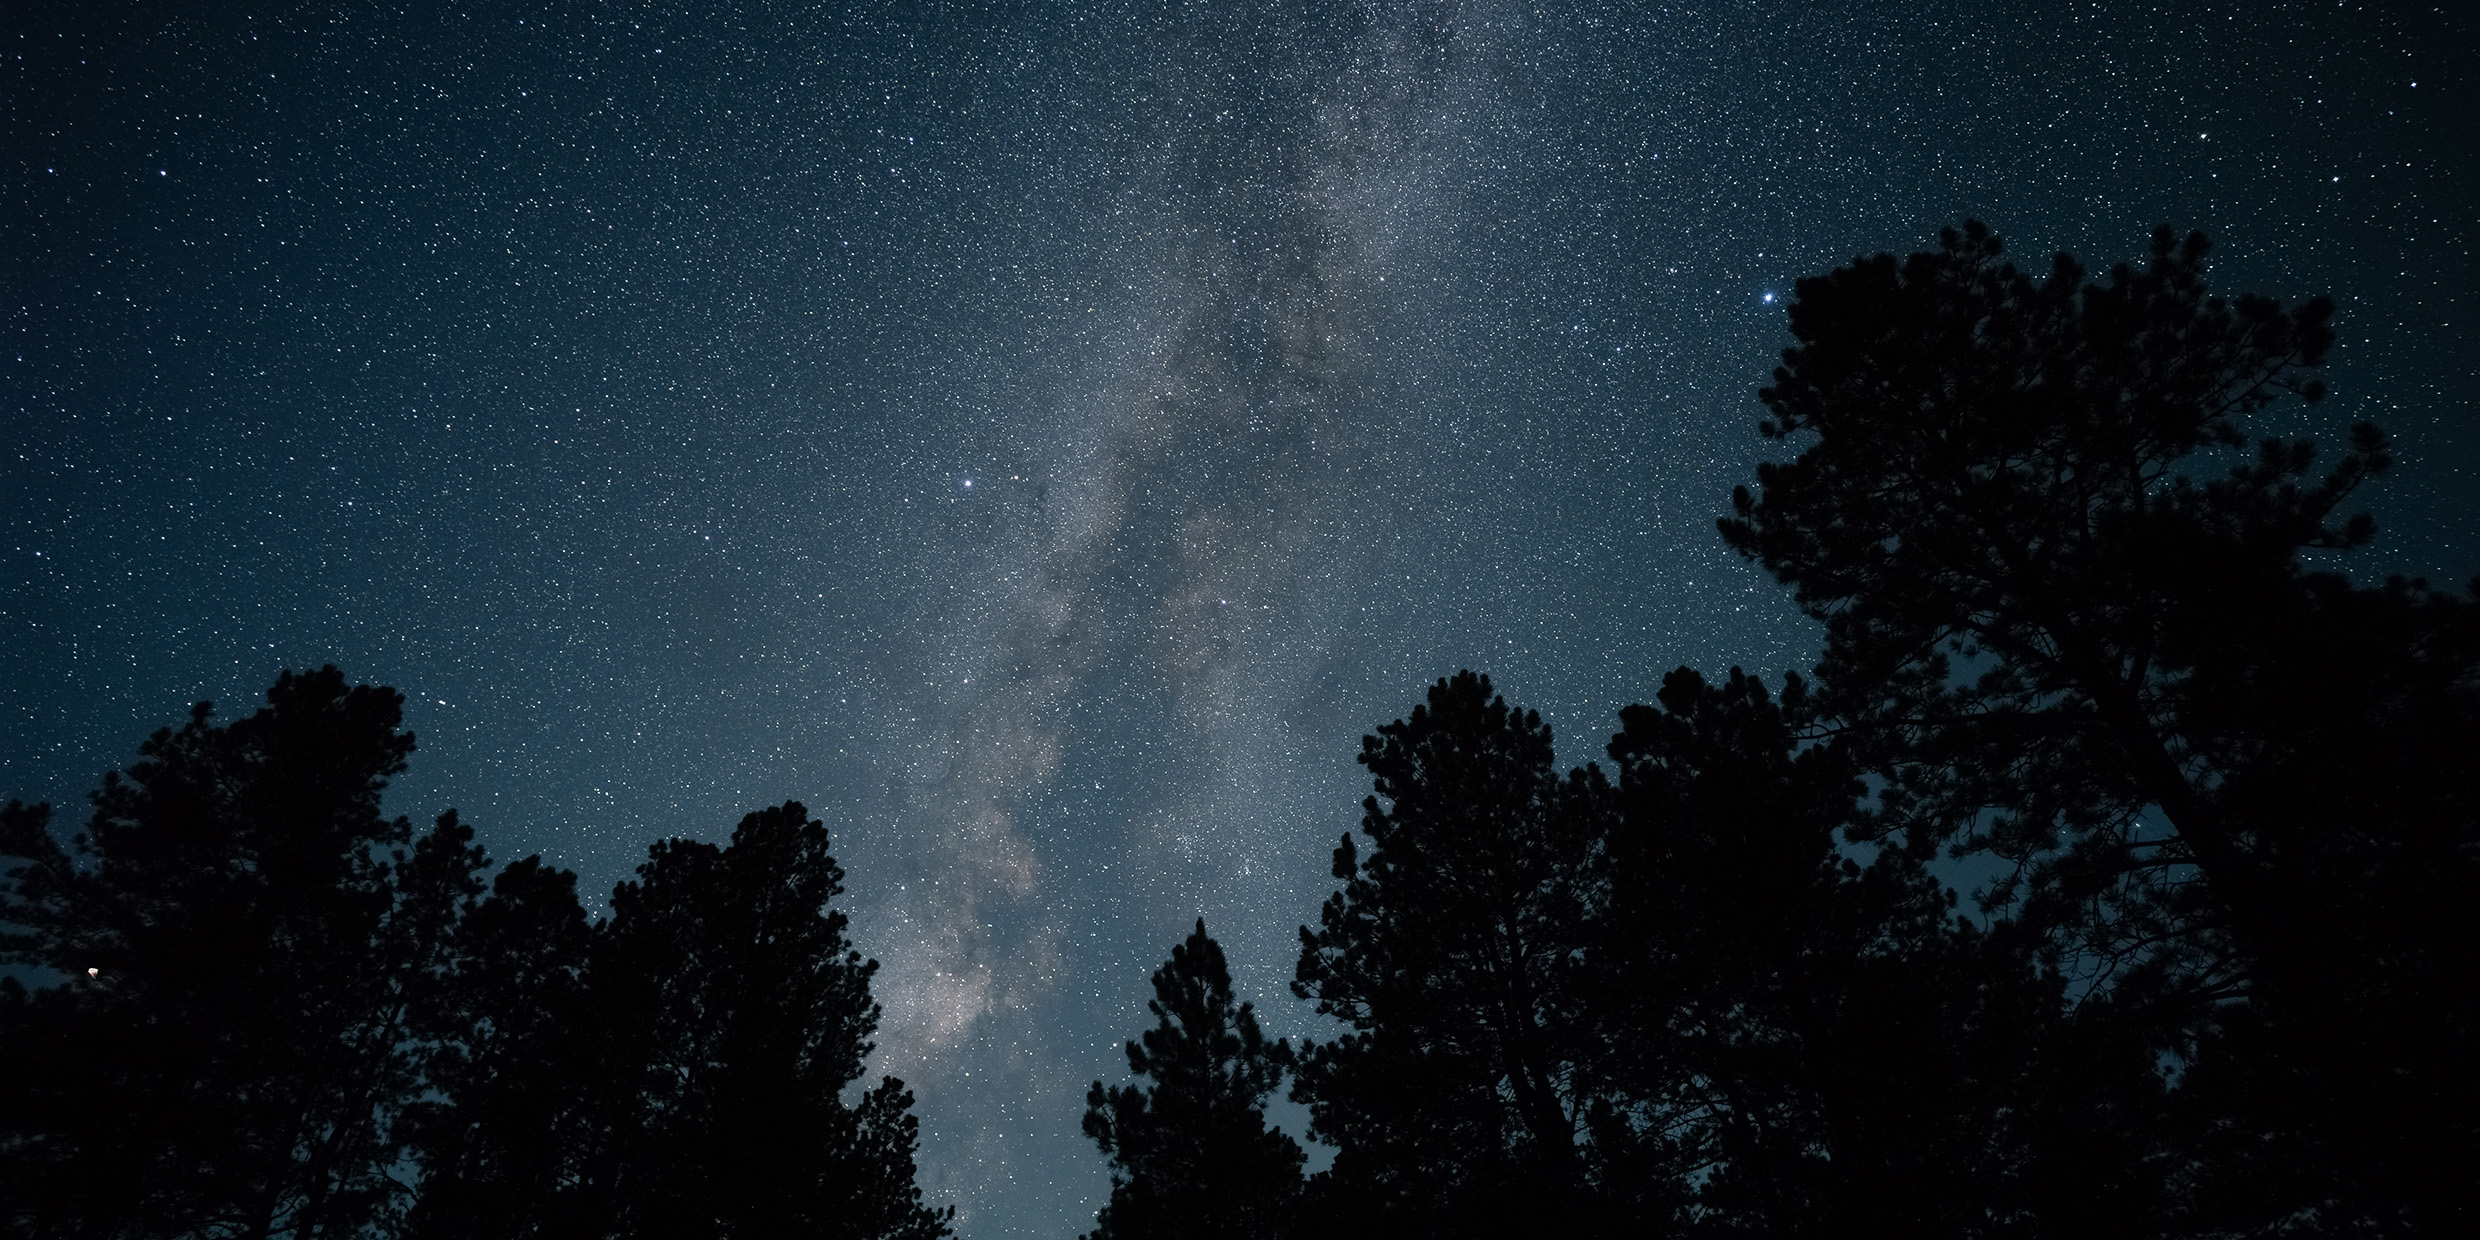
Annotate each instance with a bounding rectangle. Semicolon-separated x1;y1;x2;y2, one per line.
1057;221;2474;1237
1721;221;2479;1232
1590;665;1887;1234
1290;671;1602;1236
399;855;596;1240
4;677;954;1240
0;668;486;1239
406;807;951;1240
1082;919;1304;1240
1591;667;2168;1238
571;802;950;1240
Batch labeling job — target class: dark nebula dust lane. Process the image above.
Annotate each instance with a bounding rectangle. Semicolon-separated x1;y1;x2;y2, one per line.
7;1;2471;1233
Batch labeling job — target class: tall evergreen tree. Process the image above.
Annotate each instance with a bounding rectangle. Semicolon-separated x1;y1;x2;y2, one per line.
1592;667;2168;1238
408;807;952;1240
573;802;951;1240
1589;666;1884;1234
399;855;597;1240
1290;671;1601;1236
4;678;954;1240
1082;919;1304;1240
1720;221;2479;1232
0;667;486;1239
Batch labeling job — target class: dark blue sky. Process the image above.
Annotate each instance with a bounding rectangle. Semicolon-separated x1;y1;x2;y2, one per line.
7;1;2471;1233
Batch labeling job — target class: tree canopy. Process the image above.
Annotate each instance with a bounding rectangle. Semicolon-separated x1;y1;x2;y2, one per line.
1288;670;1598;1235
1;670;949;1240
1;669;470;1237
1724;221;2478;1231
5;220;2469;1240
1068;222;2474;1238
1081;919;1303;1240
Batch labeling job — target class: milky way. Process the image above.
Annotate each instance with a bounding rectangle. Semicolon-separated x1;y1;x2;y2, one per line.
859;7;1507;1209
8;1;2472;1234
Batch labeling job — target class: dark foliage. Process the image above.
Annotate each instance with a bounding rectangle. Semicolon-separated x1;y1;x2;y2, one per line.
403;806;954;1240
571;803;950;1240
404;805;953;1240
1071;222;2475;1240
1258;664;2165;1237
1288;671;1603;1236
0;668;480;1239
399;856;596;1239
1590;667;2166;1238
1082;919;1304;1240
1722;220;2479;1232
1;672;948;1240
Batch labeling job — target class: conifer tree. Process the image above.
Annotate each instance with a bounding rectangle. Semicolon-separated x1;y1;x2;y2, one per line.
0;668;486;1239
1721;221;2479;1231
405;805;956;1240
1592;667;2167;1237
1083;919;1304;1240
3;678;956;1240
1290;671;1601;1235
400;856;596;1240
577;802;950;1240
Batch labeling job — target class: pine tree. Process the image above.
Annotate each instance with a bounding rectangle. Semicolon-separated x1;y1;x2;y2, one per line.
2;680;957;1240
1592;667;2167;1238
1720;221;2479;1231
400;855;596;1240
0;667;486;1239
578;802;951;1240
1083;919;1304;1240
1289;671;1601;1235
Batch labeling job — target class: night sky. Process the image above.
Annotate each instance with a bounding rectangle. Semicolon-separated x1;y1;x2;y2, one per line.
7;1;2473;1233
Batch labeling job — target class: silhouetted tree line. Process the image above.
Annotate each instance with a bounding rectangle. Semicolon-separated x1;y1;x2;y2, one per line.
1;669;951;1240
1083;224;2478;1239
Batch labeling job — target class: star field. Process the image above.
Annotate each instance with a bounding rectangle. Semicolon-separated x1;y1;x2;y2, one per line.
6;2;2473;1234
